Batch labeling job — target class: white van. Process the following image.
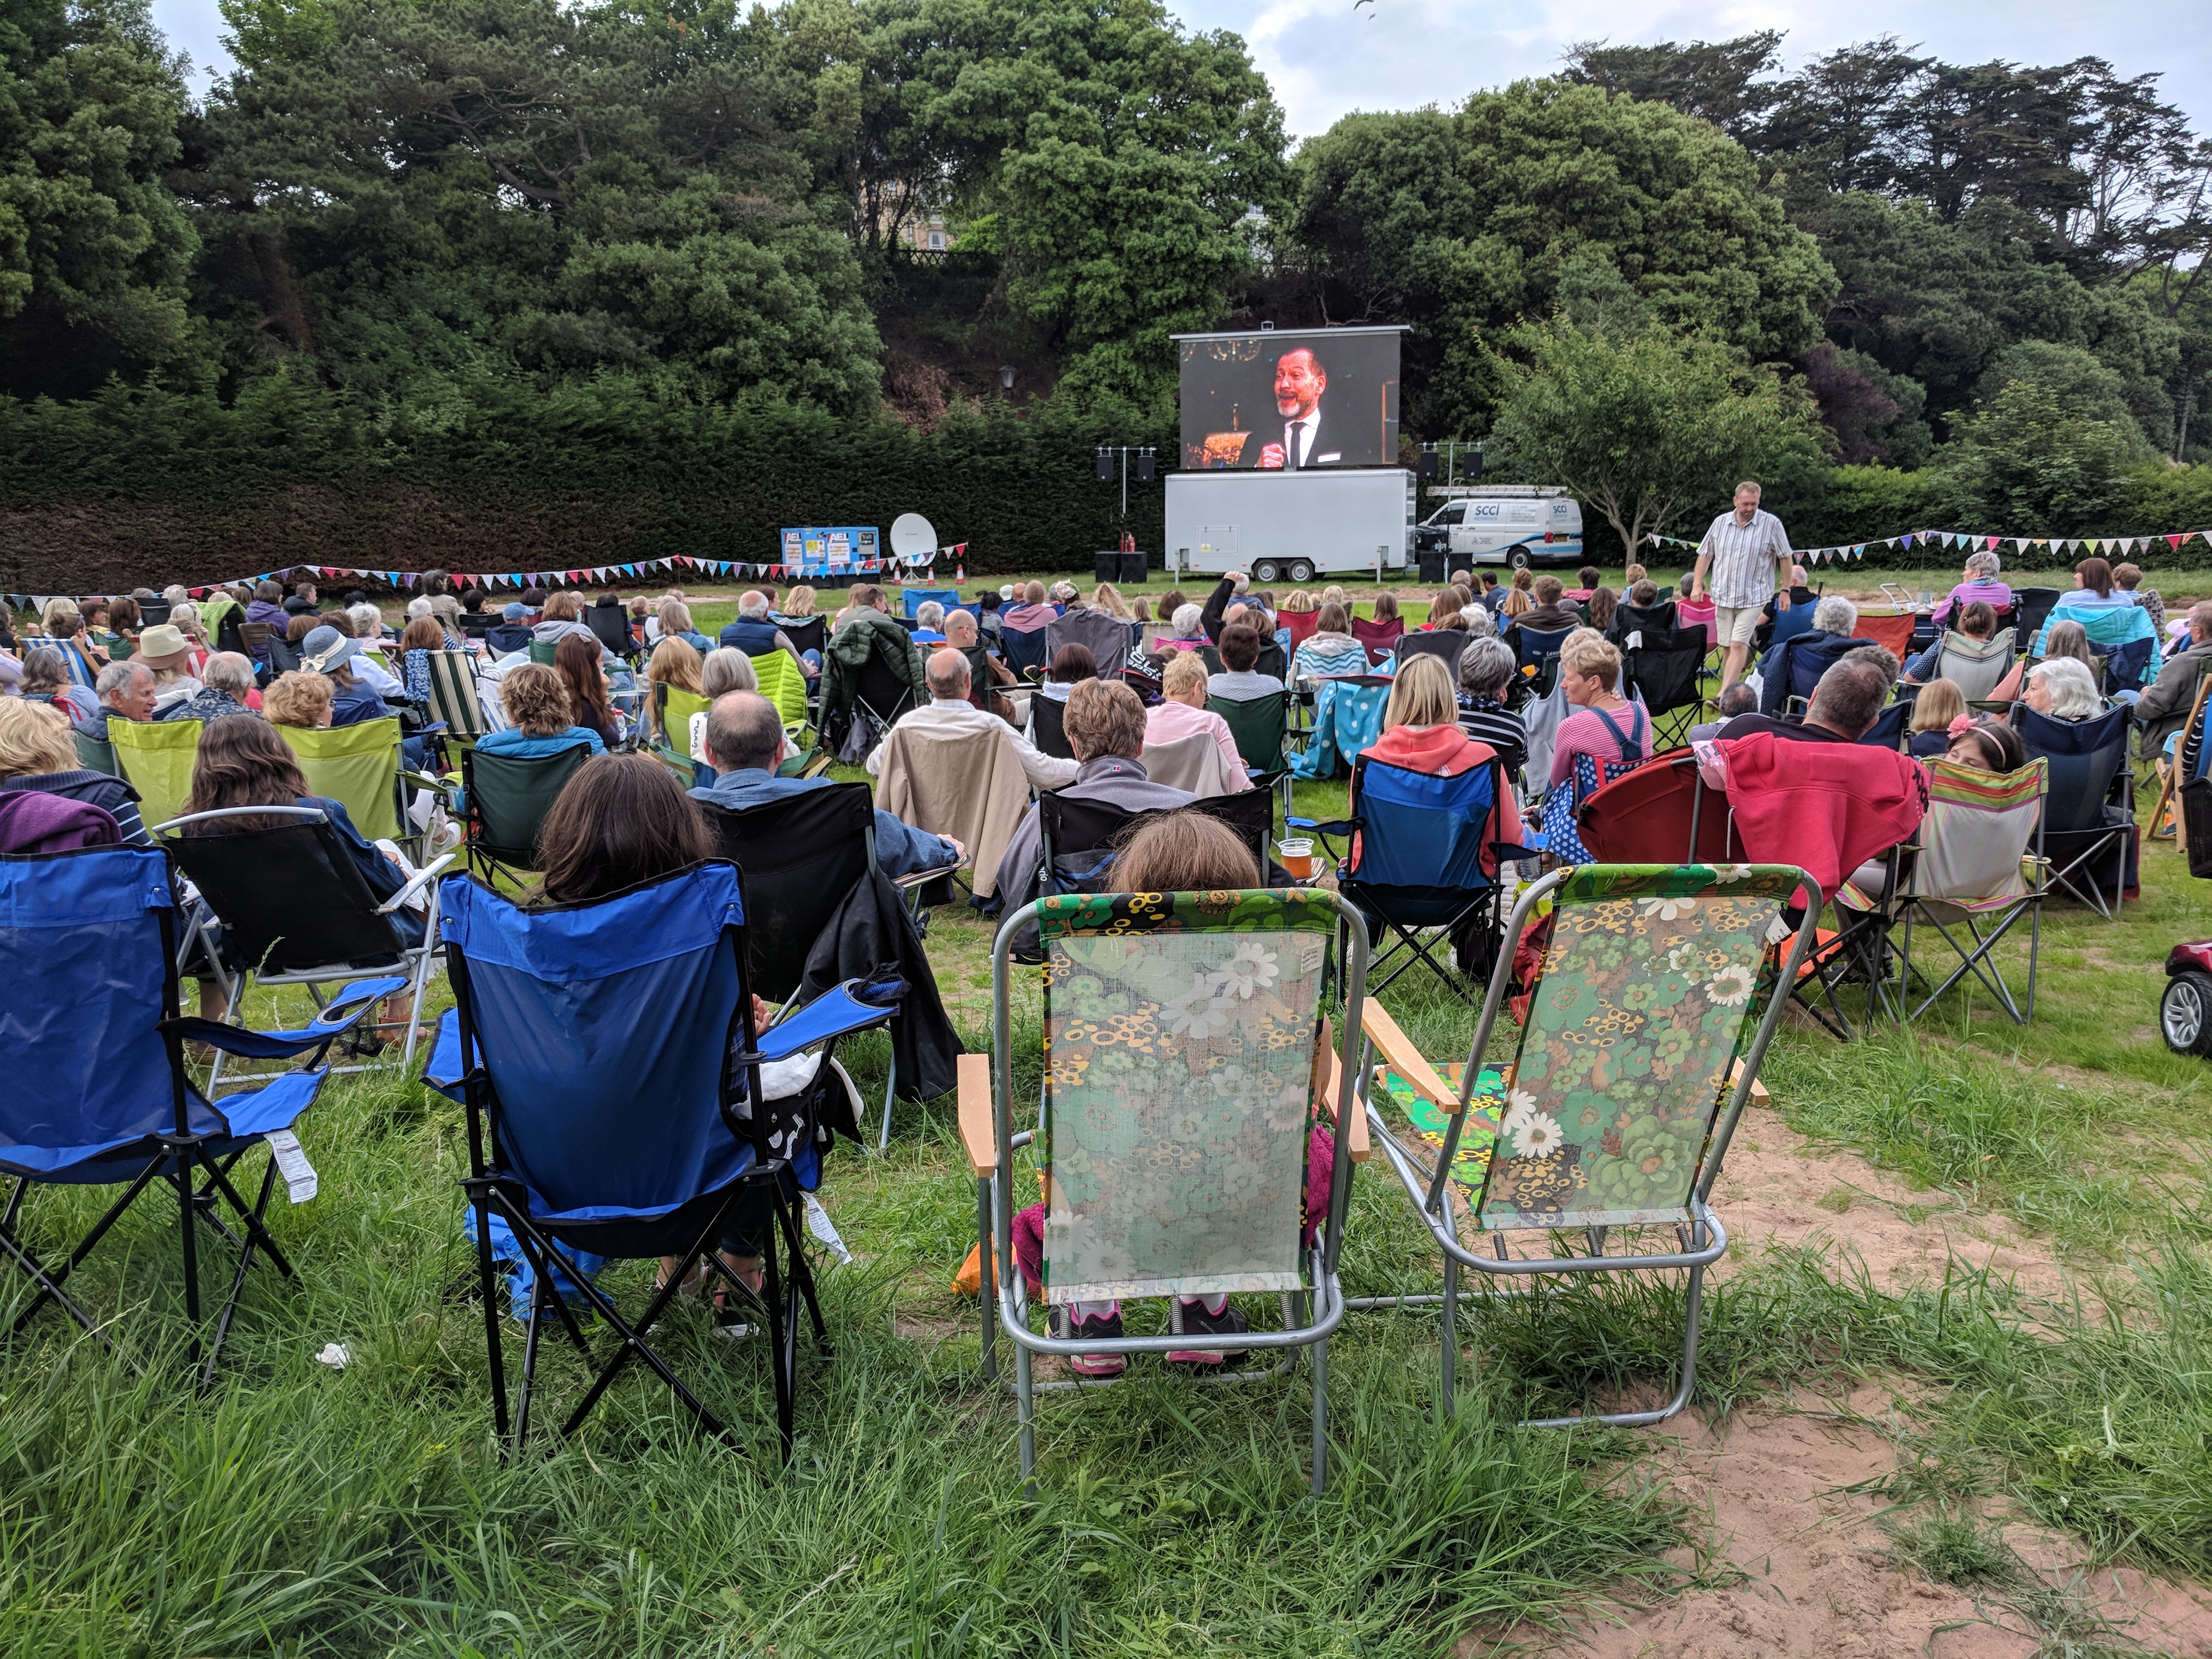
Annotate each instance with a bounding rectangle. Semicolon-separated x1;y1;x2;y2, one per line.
1413;486;1584;569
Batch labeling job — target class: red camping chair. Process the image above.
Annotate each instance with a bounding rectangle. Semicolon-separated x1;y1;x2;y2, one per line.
1575;753;1744;865
1350;615;1403;667
1282;609;1321;653
1852;613;1917;660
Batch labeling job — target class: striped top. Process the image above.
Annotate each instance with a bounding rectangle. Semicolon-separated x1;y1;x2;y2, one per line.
1698;508;1793;609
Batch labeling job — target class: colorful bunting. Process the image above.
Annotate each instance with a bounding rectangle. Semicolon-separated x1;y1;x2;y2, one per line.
1643;526;2212;564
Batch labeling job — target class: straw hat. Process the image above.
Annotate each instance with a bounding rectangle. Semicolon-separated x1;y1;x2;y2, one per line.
134;623;193;672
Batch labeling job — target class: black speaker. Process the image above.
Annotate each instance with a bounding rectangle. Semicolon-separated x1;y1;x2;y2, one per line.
1137;452;1155;482
1096;451;1114;482
1094;552;1121;584
1118;551;1147;583
1416;547;1446;583
1417;448;1438;479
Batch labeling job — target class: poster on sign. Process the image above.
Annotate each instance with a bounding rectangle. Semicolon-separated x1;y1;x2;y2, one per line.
776;526;880;577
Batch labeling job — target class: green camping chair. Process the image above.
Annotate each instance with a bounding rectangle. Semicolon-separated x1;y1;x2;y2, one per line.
1358;863;1817;1428
461;742;593;884
1207;689;1293;817
962;886;1372;1493
275;716;405;844
74;730;120;777
651;682;712;785
751;649;810;729
527;641;560;666
110;717;202;833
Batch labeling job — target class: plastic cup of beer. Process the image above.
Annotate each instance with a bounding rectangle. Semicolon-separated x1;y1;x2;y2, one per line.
1278;837;1315;879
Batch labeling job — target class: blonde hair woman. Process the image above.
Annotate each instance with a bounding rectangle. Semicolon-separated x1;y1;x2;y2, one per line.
1089;583;1134;620
644;636;704;740
0;698;147;840
1907;678;1964;758
1548;629;1649;790
1351;655;1523;865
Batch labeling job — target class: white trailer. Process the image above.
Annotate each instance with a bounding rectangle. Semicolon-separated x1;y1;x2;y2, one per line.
1165;467;1413;585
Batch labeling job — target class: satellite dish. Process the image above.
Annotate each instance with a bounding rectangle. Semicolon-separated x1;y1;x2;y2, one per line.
890;513;938;562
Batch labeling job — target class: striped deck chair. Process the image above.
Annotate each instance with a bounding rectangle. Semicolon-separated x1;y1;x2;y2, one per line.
1356;863;1818;1428
423;649;492;744
1888;757;2048;1023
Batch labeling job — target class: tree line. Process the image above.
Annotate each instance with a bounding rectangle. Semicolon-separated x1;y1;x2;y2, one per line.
2;0;2209;575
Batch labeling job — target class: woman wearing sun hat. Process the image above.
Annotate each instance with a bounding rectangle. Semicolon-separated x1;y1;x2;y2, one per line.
132;622;204;716
298;626;393;727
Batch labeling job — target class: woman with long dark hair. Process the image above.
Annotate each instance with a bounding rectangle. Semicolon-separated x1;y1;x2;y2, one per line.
554;631;621;749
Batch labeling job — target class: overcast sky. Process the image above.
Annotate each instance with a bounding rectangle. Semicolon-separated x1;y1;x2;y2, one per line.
150;0;2212;139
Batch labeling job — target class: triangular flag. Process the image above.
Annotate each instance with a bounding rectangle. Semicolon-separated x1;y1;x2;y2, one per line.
2168;535;2184;550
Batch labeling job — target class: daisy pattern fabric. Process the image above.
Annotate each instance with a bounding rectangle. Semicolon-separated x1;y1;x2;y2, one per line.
1479;865;1800;1231
1032;890;1338;1304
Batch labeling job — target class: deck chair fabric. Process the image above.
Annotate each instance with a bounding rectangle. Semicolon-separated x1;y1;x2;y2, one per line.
156;807;451;1088
110;716;201;834
1621;636;1707;749
276;716;404;844
963;886;1370;1492
1927;628;2017;703
1358;863;1817;1427
750;649;810;728
872;721;1026;900
425;650;493;742
1140;730;1246;797
2020;703;2135;915
1850;613;1917;660
462;743;591;879
1288;676;1391;780
428;862;894;1458
1889;757;2048;1022
1;844;393;1379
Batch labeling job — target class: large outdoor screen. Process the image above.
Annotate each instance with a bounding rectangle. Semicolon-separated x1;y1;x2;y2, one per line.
1174;326;1403;471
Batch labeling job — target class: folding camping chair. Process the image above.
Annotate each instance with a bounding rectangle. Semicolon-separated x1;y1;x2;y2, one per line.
425;650;493;745
1035;788;1277;900
2013;588;2062;643
962;886;1371;1492
74;729;120;777
155;806;454;1093
1887;757;2049;1023
1512;625;1574;696
275;716;409;846
527;642;560;666
460;742;593;885
902;587;961;621
1924;628;2017;703
1207;689;1293;814
1621;633;1708;749
1290;751;1524;1004
110;716;202;833
1391;631;1469;675
1000;625;1052;679
1045;611;1134;683
426;861;899;1460
1356;864;1818;1425
1;843;398;1382
1856;700;1910;750
2020;702;2134;919
585;603;637;660
1139;731;1248;796
2103;636;2155;699
1851;613;1917;661
651;682;712;786
701;783;945;1151
1031;692;1075;760
1349;615;1402;666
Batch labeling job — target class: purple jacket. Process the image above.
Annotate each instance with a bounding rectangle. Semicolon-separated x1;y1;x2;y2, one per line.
0;791;119;855
244;598;290;658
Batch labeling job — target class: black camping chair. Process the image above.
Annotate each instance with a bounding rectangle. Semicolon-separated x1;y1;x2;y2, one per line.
699;783;951;1150
836;641;921;761
1001;626;1052;679
585;603;636;660
1031;692;1075;759
2013;588;2062;644
779;615;826;662
1046;611;1136;683
1512;625;1574;696
461;742;593;886
1391;631;1470;674
1620;633;1708;749
155;807;455;1089
2020;702;2135;917
1038;789;1278;899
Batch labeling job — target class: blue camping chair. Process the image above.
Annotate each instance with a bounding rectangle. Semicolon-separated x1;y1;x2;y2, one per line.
2104;636;2154;697
1000;625;1052;679
1289;674;1392;780
425;861;902;1459
0;844;398;1383
1512;626;1575;695
902;587;960;621
1856;700;1909;750
2019;703;2135;918
1290;753;1529;1004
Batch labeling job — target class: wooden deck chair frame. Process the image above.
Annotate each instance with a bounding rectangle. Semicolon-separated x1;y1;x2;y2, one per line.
2148;663;2212;831
961;887;1372;1495
1355;864;1819;1428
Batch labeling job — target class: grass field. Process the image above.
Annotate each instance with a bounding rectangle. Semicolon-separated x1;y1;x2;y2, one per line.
8;652;2212;1655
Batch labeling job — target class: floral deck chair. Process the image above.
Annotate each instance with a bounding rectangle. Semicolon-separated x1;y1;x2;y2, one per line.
1358;863;1817;1428
960;887;1371;1494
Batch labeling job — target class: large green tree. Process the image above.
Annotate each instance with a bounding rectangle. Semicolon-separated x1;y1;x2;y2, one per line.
0;0;202;398
1486;315;1828;556
1286;81;1836;440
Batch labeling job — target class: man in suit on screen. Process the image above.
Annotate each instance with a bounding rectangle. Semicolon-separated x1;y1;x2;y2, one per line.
1257;348;1343;469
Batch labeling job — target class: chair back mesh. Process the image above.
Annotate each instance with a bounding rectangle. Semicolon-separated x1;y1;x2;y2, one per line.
1471;866;1798;1233
1033;890;1334;1303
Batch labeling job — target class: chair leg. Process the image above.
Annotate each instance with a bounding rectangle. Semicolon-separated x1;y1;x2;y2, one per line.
762;1219;795;1465
1309;1331;1329;1499
199;1155;280;1389
1015;1325;1036;1491
177;1143;202;1378
773;1184;830;1351
877;1046;898;1155
1438;1249;1459;1420
467;1181;511;1443
514;1283;548;1452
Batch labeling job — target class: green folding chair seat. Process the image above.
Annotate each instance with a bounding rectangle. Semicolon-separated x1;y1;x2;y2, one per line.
527;642;559;666
275;716;404;843
110;717;202;833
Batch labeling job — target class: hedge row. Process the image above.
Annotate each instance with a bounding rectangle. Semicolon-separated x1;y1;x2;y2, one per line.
0;379;1178;593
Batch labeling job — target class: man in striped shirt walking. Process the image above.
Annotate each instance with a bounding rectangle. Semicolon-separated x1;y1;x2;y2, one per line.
1691;480;1794;692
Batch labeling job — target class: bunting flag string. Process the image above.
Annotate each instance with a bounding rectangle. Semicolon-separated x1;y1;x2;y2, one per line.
1641;525;2212;567
3;544;982;612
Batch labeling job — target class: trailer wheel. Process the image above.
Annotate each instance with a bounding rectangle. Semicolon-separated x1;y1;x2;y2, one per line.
1509;548;1533;570
1287;559;1314;583
1252;560;1279;583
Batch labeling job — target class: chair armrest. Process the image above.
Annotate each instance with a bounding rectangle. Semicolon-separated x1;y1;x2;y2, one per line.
160;974;410;1058
1309;1040;1368;1163
891;858;965;891
758;978;903;1061
1285;816;1353;837
957;1053;995;1176
374;852;458;915
1358;999;1457;1114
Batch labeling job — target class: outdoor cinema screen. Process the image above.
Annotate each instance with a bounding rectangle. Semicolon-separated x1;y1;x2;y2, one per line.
1175;326;1403;471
